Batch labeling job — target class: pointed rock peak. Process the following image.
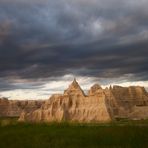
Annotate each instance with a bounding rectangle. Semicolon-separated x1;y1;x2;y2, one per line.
64;78;85;96
71;78;80;88
73;78;77;83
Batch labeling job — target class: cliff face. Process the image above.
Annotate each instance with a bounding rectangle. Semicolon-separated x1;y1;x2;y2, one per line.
0;98;44;117
18;79;148;122
0;98;9;117
111;86;148;107
110;85;148;119
19;80;120;122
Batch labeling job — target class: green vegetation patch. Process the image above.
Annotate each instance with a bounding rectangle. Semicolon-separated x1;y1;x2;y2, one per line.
0;121;148;148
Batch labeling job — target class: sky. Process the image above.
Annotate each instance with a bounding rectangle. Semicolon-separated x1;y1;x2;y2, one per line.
0;0;148;99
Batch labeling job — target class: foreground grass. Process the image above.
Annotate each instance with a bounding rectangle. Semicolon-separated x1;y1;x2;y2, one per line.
0;119;148;148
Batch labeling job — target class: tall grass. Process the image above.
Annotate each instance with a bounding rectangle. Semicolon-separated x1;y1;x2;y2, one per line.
0;118;148;148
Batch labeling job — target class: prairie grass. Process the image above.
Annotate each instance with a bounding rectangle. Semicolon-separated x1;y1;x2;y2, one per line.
0;118;148;148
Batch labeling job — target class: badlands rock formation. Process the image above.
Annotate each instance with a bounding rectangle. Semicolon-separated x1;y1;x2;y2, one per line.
0;98;44;117
19;79;113;122
110;85;148;119
19;79;148;122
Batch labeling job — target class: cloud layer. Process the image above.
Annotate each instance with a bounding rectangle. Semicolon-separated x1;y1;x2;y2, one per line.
0;0;148;98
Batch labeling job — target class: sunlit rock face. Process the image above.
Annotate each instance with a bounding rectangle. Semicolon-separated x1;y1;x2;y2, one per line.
64;78;85;96
19;79;148;122
0;98;44;117
19;79;114;122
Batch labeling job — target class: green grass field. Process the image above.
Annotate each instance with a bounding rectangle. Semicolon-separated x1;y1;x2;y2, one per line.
0;118;148;148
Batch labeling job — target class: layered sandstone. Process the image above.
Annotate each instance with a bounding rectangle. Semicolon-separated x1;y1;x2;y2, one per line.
18;79;148;122
111;86;148;107
109;85;148;119
19;79;115;122
0;98;44;117
128;106;148;120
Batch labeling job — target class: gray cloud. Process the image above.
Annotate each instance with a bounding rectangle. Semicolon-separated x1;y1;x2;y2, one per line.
0;0;148;91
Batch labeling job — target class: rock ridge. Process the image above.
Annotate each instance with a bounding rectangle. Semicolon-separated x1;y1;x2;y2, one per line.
19;79;148;122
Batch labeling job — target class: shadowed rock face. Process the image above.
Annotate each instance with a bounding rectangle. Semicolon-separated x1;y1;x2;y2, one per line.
110;86;148;119
15;79;148;122
111;86;148;108
0;98;44;117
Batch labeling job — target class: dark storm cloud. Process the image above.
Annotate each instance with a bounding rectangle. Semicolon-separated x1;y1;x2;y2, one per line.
0;0;148;90
0;78;44;91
